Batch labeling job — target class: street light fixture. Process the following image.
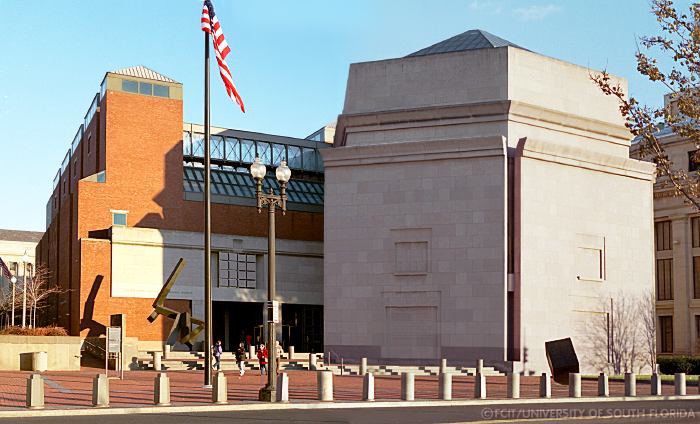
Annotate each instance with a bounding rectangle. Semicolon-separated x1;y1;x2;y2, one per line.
10;276;16;327
250;157;290;402
21;251;29;328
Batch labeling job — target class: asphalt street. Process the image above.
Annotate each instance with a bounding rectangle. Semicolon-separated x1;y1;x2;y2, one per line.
4;399;700;424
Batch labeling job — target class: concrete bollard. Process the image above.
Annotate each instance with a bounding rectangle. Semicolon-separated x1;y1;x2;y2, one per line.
439;372;452;400
675;373;686;396
360;357;368;375
288;346;295;359
440;358;447;374
363;372;375;401
598;373;609;397
92;374;109;407
624;372;636;397
152;351;162;371
163;344;171;360
539;373;551;398
309;353;318;371
276;372;289;402
476;359;483;374
401;372;415;401
507;373;520;399
317;370;333;401
474;373;486;399
154;373;170;406
651;372;661;395
212;371;227;404
32;352;48;372
26;374;44;409
568;373;581;398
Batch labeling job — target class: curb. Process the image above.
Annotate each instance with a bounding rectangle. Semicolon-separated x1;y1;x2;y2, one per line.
1;394;699;418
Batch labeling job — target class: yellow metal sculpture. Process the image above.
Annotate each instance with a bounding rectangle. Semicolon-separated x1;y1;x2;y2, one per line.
147;258;204;349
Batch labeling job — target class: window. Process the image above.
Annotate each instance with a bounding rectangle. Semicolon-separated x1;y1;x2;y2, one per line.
218;252;256;288
87;135;92;154
656;258;674;300
153;84;169;98
122;80;138;93
655;221;672;251
139;82;152;95
659;316;673;353
395;241;429;274
689;150;700;172
693;217;700;248
694;257;700;299
696;315;700;341
112;212;128;226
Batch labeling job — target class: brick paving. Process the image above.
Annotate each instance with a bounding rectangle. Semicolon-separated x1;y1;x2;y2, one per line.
0;365;685;410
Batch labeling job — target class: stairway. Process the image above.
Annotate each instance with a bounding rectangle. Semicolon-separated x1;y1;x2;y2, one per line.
137;351;503;376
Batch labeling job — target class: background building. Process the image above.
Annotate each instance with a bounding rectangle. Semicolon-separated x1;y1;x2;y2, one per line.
0;229;43;327
633;96;700;356
36;66;326;352
323;29;656;373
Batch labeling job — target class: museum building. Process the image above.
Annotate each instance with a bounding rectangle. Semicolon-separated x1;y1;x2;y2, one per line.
36;66;327;352
323;29;656;373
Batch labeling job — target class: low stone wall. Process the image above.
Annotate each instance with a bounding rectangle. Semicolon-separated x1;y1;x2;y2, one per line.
0;335;81;371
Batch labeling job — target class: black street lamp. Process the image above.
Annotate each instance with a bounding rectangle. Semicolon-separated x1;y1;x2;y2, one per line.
250;156;291;402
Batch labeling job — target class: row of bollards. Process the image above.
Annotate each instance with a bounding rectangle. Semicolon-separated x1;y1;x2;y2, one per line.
21;367;699;409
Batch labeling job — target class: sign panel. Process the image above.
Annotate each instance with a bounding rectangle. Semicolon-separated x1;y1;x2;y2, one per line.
107;326;122;353
267;300;280;324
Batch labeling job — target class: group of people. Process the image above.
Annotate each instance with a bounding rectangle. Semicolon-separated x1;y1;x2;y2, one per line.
211;340;271;376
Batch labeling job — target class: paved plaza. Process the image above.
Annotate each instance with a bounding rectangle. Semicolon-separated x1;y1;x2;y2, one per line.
0;365;688;411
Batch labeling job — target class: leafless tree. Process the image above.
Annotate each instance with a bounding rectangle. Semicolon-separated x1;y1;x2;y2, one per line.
24;266;63;328
592;0;700;209
638;290;657;371
589;293;648;374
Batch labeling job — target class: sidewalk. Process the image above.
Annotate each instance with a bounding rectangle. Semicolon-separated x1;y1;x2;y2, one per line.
0;365;686;411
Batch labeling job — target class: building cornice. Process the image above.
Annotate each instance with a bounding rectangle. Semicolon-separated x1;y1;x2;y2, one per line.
321;136;506;168
334;100;630;147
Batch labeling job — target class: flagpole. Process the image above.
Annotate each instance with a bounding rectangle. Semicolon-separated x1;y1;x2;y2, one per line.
203;29;213;388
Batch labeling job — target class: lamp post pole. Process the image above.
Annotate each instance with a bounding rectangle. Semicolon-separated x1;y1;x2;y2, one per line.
250;157;290;402
21;251;29;328
10;276;16;327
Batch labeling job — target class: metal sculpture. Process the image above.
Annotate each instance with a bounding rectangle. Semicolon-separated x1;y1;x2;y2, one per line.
147;258;204;349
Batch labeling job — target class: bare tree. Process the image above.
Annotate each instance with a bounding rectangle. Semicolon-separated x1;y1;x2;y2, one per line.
592;0;700;209
24;266;63;328
638;290;657;371
589;293;648;374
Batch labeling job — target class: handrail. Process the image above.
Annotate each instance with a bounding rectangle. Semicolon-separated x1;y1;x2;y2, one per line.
326;350;344;375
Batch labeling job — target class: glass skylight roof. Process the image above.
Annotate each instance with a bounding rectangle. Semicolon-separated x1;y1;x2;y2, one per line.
183;166;323;206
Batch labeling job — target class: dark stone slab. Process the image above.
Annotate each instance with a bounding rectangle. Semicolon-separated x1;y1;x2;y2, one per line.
545;338;579;385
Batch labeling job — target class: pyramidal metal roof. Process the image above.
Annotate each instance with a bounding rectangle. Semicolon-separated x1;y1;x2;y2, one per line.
406;29;528;58
111;66;179;83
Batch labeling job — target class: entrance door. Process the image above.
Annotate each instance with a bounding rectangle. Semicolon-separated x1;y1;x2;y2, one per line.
213;301;263;351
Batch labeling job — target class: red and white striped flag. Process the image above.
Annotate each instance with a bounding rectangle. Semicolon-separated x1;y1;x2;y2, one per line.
0;257;13;280
201;0;245;113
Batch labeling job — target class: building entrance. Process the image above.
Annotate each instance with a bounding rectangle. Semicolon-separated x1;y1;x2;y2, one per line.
281;304;323;353
213;301;263;352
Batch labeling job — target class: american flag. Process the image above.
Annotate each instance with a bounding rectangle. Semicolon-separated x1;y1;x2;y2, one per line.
201;0;245;113
0;257;12;280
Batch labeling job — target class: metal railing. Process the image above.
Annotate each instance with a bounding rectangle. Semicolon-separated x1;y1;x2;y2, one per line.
326;350;344;375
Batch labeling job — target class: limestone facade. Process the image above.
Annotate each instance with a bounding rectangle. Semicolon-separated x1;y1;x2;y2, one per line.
324;36;656;373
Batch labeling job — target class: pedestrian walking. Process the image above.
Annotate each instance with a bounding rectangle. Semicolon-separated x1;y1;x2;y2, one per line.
257;344;268;375
212;340;223;371
236;342;246;377
275;340;283;373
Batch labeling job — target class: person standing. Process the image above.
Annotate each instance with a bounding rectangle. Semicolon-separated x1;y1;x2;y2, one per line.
236;342;246;377
212;340;223;371
256;344;268;375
